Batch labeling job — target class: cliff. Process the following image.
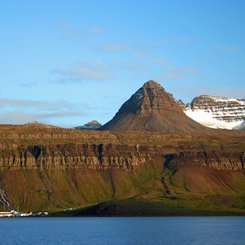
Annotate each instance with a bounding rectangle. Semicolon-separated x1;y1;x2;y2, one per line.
0;144;151;171
164;151;245;171
0;144;244;171
0;131;245;214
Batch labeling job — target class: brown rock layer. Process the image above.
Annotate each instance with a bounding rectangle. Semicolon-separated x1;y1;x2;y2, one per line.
164;151;245;171
0;144;244;171
0;144;152;171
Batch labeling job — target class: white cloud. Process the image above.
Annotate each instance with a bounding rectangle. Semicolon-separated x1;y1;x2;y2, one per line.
19;82;38;87
90;26;104;34
98;43;126;52
0;97;86;124
59;22;104;40
160;65;198;81
52;60;115;83
0;111;84;125
59;22;84;40
153;36;199;49
0;98;73;110
125;61;150;73
216;44;240;52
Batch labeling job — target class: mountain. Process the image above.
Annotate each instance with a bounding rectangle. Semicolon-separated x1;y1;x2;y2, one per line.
1;81;245;215
75;120;102;130
100;80;207;133
184;95;245;130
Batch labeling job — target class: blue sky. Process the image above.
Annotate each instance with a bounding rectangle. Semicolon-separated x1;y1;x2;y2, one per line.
0;0;244;126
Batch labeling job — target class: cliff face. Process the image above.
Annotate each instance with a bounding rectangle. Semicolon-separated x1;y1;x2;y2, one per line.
0;144;151;171
164;151;245;171
0;141;245;212
0;143;164;211
0;144;244;171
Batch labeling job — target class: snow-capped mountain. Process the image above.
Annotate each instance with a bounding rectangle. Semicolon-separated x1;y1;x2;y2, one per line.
183;95;245;130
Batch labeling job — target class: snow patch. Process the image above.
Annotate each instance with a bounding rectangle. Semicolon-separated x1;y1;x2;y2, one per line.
184;109;244;129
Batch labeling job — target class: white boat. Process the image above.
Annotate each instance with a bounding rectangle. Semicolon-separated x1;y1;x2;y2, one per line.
0;210;16;217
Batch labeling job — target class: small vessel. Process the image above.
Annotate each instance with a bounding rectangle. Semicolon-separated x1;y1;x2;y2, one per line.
0;210;17;217
0;210;48;217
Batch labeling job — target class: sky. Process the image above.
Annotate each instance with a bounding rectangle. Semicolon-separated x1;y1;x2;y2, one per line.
0;0;244;127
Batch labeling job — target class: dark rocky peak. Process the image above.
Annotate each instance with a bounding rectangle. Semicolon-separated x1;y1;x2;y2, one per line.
115;80;180;117
100;80;207;132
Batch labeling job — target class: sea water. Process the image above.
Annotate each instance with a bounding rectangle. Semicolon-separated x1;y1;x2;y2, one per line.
0;217;244;245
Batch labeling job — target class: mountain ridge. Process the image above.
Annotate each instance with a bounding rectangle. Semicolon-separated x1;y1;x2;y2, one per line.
184;95;245;130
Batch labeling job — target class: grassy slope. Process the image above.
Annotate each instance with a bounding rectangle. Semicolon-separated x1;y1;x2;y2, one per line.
0;157;164;212
2;157;244;215
51;165;245;216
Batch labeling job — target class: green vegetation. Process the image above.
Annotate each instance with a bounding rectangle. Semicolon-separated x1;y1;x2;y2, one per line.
0;124;245;215
51;196;245;216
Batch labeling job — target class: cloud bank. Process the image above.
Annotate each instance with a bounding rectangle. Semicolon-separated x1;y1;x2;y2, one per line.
0;97;85;125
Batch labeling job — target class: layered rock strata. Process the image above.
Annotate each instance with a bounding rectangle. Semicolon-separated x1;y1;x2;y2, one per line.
184;95;245;129
164;151;245;171
0;144;244;171
0;144;151;171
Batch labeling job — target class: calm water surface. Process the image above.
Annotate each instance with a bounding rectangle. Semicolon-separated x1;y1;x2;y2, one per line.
0;217;244;245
